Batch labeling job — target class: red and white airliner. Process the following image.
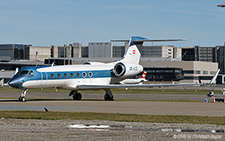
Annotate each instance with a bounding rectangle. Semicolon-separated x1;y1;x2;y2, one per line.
120;71;147;84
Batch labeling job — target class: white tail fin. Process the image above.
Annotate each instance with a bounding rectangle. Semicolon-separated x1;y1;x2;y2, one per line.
121;45;141;64
120;37;144;64
209;69;220;84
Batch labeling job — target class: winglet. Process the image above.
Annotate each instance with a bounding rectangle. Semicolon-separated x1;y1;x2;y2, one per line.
209;69;220;84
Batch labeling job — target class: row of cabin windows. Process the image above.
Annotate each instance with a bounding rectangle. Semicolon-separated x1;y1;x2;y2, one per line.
50;72;93;78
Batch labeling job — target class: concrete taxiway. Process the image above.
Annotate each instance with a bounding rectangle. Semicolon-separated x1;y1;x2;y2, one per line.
0;91;224;116
1;100;225;116
0;91;209;101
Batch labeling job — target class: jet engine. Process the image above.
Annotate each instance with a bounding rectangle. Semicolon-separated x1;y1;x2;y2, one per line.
113;62;143;78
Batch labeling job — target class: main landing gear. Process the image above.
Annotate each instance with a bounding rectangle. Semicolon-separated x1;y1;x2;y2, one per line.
69;90;82;100
104;89;114;101
69;89;114;101
18;89;28;102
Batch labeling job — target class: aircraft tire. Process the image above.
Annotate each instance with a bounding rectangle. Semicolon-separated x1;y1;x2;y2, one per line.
104;94;114;101
18;97;26;102
73;93;82;100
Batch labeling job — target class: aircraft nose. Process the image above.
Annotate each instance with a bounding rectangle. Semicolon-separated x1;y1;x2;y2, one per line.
8;79;20;88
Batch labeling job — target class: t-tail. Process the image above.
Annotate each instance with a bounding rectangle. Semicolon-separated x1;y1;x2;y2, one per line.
120;37;145;64
112;36;185;64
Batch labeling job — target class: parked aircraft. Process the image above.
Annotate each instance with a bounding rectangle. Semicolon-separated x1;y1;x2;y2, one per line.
120;71;147;84
8;36;211;102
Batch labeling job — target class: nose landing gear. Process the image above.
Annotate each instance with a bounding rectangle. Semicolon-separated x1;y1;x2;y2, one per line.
18;89;28;102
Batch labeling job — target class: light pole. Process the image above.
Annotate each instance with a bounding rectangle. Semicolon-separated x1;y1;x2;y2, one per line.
64;44;66;65
35;51;38;66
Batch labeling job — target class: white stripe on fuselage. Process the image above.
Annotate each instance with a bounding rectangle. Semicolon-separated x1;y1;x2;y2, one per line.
37;64;114;72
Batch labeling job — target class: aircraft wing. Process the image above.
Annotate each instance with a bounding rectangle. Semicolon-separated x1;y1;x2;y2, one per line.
77;69;219;89
77;83;201;89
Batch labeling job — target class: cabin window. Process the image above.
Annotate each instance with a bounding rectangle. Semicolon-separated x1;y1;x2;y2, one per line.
88;72;93;77
51;74;54;78
76;73;80;77
70;73;74;78
64;73;67;78
57;73;61;78
82;72;86;77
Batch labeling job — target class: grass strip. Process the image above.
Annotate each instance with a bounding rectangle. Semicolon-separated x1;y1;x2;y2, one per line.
0;111;225;125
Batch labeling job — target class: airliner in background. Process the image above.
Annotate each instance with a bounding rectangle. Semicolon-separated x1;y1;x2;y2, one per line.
120;71;147;84
8;36;217;102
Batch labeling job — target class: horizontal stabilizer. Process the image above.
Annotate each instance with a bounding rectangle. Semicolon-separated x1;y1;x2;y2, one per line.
111;37;186;43
134;39;186;42
112;36;186;48
111;40;129;42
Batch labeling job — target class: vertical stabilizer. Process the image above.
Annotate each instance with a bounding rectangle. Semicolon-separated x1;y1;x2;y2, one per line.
139;71;147;80
121;37;145;64
121;45;140;64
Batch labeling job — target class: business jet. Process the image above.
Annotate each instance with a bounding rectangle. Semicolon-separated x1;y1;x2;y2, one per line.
120;71;147;84
8;36;214;102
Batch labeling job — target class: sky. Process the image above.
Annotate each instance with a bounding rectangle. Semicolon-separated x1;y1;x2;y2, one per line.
0;0;225;47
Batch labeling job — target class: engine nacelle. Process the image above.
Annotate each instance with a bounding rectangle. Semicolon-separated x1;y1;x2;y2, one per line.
113;62;143;78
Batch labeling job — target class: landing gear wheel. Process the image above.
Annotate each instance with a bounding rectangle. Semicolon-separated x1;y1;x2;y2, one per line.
73;93;82;100
104;94;114;101
19;89;27;102
18;97;26;102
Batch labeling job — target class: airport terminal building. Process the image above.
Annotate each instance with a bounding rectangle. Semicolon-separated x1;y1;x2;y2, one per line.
0;42;223;84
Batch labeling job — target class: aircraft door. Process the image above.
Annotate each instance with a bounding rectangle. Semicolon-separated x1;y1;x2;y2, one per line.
40;72;48;86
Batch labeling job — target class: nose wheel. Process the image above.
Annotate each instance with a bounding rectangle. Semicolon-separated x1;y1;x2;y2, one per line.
18;97;26;102
18;89;27;102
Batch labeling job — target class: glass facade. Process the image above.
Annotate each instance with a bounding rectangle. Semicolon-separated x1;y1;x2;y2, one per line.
143;67;184;81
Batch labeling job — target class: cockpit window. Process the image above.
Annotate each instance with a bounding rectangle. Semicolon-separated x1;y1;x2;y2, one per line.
19;70;29;75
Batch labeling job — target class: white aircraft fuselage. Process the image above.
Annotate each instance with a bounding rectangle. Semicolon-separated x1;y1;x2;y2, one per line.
12;62;143;90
